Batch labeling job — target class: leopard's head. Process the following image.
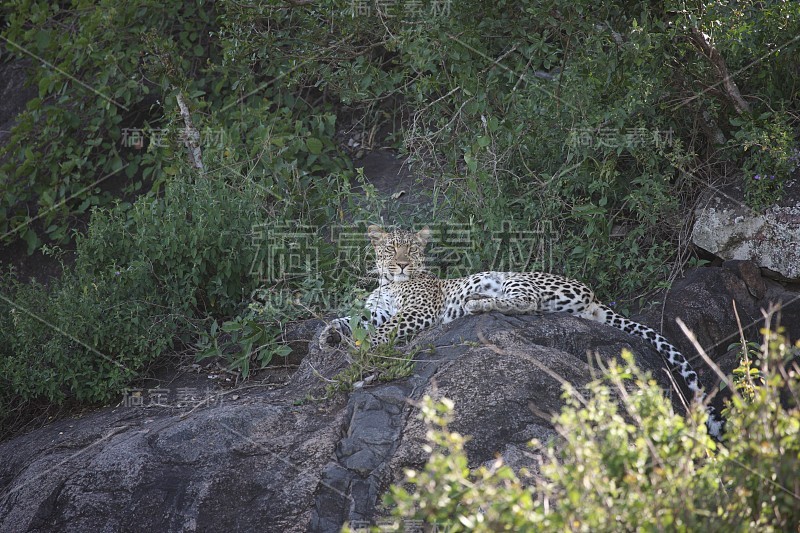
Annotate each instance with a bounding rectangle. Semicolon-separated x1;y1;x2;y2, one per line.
368;225;431;285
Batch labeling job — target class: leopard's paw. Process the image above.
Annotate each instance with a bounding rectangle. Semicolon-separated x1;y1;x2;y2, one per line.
464;294;493;314
319;324;343;350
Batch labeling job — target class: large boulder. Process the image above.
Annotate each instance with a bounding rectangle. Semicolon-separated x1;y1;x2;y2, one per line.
691;181;800;281
0;316;678;532
0;394;348;532
1;265;798;532
638;260;800;382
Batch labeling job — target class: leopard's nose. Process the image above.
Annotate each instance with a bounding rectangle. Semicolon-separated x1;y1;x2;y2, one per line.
396;261;409;271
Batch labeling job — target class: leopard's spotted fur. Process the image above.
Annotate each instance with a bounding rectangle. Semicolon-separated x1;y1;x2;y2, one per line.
320;225;724;438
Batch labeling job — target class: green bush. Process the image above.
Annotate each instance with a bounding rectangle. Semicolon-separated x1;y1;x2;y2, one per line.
0;262;175;406
1;0;355;251
380;329;800;532
0;0;209;251
2;0;799;438
76;171;272;317
729;113;798;210
215;0;799;298
4;0;798;296
718;327;800;528
0;159;353;423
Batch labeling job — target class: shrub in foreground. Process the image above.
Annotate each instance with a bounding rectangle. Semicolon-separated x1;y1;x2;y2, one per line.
376;331;799;532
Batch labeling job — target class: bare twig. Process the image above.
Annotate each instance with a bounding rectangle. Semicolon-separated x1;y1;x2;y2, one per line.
676;318;735;396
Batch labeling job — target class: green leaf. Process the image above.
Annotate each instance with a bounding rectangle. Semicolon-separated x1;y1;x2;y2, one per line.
221;320;242;333
35;29;51;50
38;76;51;97
305;137;323;155
110;155;123;172
23;228;40;254
464;153;477;173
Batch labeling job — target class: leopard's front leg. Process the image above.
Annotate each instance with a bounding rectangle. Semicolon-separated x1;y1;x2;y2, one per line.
322;312;421;348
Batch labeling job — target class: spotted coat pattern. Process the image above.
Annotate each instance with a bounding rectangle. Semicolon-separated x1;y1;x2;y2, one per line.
320;226;724;438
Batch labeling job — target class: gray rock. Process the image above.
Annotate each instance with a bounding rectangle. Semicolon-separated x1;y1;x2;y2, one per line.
0;400;346;533
639;261;800;380
691;181;800;281
2;268;798;532
281;318;325;366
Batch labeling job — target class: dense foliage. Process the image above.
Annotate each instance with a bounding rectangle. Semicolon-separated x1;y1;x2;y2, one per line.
380;329;800;532
0;0;798;432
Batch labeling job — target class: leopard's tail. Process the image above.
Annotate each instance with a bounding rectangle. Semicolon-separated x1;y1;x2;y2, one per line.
583;302;725;440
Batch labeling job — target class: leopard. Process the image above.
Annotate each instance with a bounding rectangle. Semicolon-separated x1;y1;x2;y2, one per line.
320;225;724;439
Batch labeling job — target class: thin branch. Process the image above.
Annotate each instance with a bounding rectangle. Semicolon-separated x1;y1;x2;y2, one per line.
175;92;204;172
687;28;751;115
676;318;735;395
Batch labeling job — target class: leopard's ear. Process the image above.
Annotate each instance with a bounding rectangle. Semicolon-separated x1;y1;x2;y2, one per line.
416;226;432;245
367;225;387;246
